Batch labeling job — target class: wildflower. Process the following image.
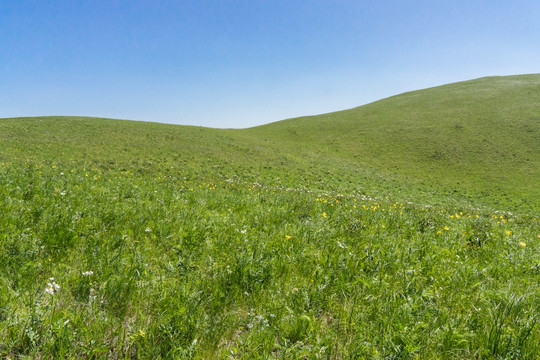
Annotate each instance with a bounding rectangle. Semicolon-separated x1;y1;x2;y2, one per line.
505;231;511;236
436;230;441;235
45;278;60;295
285;235;292;240
82;271;94;276
444;226;449;231
145;227;152;232
519;241;526;247
322;212;327;218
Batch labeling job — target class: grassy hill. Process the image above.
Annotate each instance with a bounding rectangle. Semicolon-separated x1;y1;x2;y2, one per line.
2;74;539;211
243;74;540;211
1;75;539;358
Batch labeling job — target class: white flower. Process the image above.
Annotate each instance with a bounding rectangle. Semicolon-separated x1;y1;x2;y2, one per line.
82;271;94;276
45;279;60;295
145;227;152;232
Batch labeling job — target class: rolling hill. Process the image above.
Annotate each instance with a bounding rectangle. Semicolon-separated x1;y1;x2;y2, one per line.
1;74;539;212
244;74;540;211
1;74;539;358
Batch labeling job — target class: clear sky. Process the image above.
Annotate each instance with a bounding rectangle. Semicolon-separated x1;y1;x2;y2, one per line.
1;1;539;128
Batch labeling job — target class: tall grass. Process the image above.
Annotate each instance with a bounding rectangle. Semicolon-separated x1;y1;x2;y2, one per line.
1;162;538;358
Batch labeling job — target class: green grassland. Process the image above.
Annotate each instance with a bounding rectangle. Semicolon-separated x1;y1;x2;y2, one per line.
0;74;539;358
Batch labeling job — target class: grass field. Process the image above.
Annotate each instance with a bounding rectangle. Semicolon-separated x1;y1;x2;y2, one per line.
1;75;539;358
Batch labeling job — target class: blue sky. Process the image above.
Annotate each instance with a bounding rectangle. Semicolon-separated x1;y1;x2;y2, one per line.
1;1;539;128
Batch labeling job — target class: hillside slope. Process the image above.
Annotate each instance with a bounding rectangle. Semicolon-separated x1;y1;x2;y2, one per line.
1;74;539;211
243;74;540;210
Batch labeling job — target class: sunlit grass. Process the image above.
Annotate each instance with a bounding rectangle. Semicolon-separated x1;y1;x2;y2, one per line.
0;162;538;358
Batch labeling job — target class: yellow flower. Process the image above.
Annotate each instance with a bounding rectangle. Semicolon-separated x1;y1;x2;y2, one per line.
436;230;441;235
505;231;511;236
444;226;449;231
285;235;292;240
519;241;526;247
322;212;327;218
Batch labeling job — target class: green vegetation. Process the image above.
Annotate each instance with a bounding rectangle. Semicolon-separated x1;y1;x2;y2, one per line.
0;75;539;358
247;74;540;212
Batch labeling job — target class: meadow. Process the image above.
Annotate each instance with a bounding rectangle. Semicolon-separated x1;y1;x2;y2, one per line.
0;75;539;358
